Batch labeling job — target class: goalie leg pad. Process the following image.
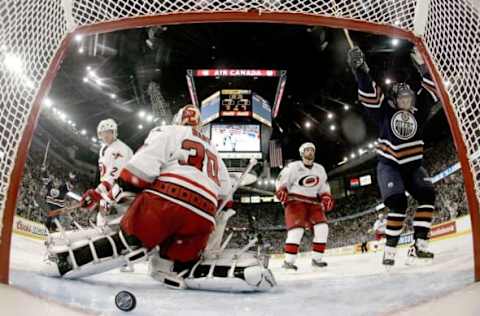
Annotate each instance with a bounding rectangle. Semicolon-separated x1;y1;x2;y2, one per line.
188;249;276;292
42;229;146;279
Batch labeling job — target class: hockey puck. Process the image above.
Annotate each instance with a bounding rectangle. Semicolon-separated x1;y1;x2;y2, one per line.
115;290;136;312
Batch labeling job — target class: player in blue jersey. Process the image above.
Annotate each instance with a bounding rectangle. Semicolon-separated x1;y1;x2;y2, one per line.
348;46;439;267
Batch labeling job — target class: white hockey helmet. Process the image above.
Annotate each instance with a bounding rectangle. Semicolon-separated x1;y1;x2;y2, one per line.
97;118;117;139
172;104;201;126
299;142;316;158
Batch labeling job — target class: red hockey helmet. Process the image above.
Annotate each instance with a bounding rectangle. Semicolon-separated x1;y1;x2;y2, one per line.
172;104;201;126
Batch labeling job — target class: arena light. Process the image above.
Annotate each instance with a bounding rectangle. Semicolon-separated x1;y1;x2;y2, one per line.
43;98;53;108
368;143;374;148
86;65;91;71
350;153;356;159
110;93;116;99
374;141;379;145
74;34;83;42
3;54;23;74
146;114;154;122
91;137;97;142
161;120;166;125
83;77;88;83
80;129;87;135
78;47;84;54
95;79;102;85
71;122;76;127
391;38;399;46
138;110;146;118
344;104;350;111
305;121;311;129
327;113;334;120
385;78;392;85
138;124;143;129
330;124;336;131
358;148;364;155
24;78;34;89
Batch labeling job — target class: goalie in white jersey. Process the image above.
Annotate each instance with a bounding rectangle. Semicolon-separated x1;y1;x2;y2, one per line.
276;142;335;270
43;105;276;292
80;118;133;226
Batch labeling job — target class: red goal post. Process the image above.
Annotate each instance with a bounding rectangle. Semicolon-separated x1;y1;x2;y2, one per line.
1;0;479;284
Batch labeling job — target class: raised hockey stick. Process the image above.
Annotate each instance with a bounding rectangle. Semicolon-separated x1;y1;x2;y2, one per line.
343;29;354;49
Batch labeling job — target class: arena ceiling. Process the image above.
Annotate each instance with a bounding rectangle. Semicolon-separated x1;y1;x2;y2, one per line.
40;22;449;170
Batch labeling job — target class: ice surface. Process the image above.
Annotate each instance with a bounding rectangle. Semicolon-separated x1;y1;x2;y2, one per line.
9;233;475;316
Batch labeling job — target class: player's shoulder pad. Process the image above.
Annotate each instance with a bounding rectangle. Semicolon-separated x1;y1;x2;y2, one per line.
313;162;327;175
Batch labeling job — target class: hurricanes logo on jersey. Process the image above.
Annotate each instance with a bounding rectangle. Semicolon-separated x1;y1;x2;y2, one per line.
298;175;320;187
391;110;417;140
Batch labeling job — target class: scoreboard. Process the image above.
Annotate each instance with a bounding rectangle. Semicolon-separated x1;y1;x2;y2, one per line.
220;89;252;117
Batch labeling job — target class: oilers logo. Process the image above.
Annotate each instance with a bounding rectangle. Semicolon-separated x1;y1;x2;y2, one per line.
391;111;417;140
50;188;60;198
298;175;320;187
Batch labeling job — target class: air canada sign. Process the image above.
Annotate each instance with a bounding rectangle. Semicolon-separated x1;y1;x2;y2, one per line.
195;69;278;77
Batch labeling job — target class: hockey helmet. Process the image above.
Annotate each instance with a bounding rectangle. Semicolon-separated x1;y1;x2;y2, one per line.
172;104;201;126
391;82;415;110
299;142;316;158
97;118;118;139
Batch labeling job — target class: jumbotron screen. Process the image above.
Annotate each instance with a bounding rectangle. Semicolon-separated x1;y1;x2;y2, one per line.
211;124;261;153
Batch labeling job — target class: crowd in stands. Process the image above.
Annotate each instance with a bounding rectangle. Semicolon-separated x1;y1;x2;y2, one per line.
15;134;467;254
16;144;93;227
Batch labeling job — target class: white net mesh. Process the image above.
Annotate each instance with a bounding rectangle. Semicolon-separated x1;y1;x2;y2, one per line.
0;0;479;240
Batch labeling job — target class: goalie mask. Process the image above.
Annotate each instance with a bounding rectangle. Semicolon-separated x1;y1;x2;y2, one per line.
299;142;315;164
97;118;118;141
391;83;415;111
172;105;201;127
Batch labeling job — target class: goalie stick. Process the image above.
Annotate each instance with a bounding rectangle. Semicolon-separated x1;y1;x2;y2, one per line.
204;158;258;254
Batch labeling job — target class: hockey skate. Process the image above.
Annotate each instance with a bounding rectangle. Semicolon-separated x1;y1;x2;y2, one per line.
382;246;397;271
405;239;434;266
282;261;298;271
311;259;328;268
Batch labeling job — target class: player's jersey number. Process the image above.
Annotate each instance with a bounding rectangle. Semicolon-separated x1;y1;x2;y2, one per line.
180;140;220;186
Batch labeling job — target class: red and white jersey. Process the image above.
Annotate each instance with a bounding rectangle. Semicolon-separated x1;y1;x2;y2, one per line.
123;126;231;224
276;160;330;203
373;219;387;234
98;139;133;189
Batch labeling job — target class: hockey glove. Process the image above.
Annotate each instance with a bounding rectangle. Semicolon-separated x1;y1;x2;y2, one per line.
275;188;289;203
318;192;335;212
80;189;102;210
347;47;370;73
410;46;429;76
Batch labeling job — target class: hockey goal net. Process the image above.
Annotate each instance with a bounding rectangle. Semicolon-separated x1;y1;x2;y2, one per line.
0;0;479;283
